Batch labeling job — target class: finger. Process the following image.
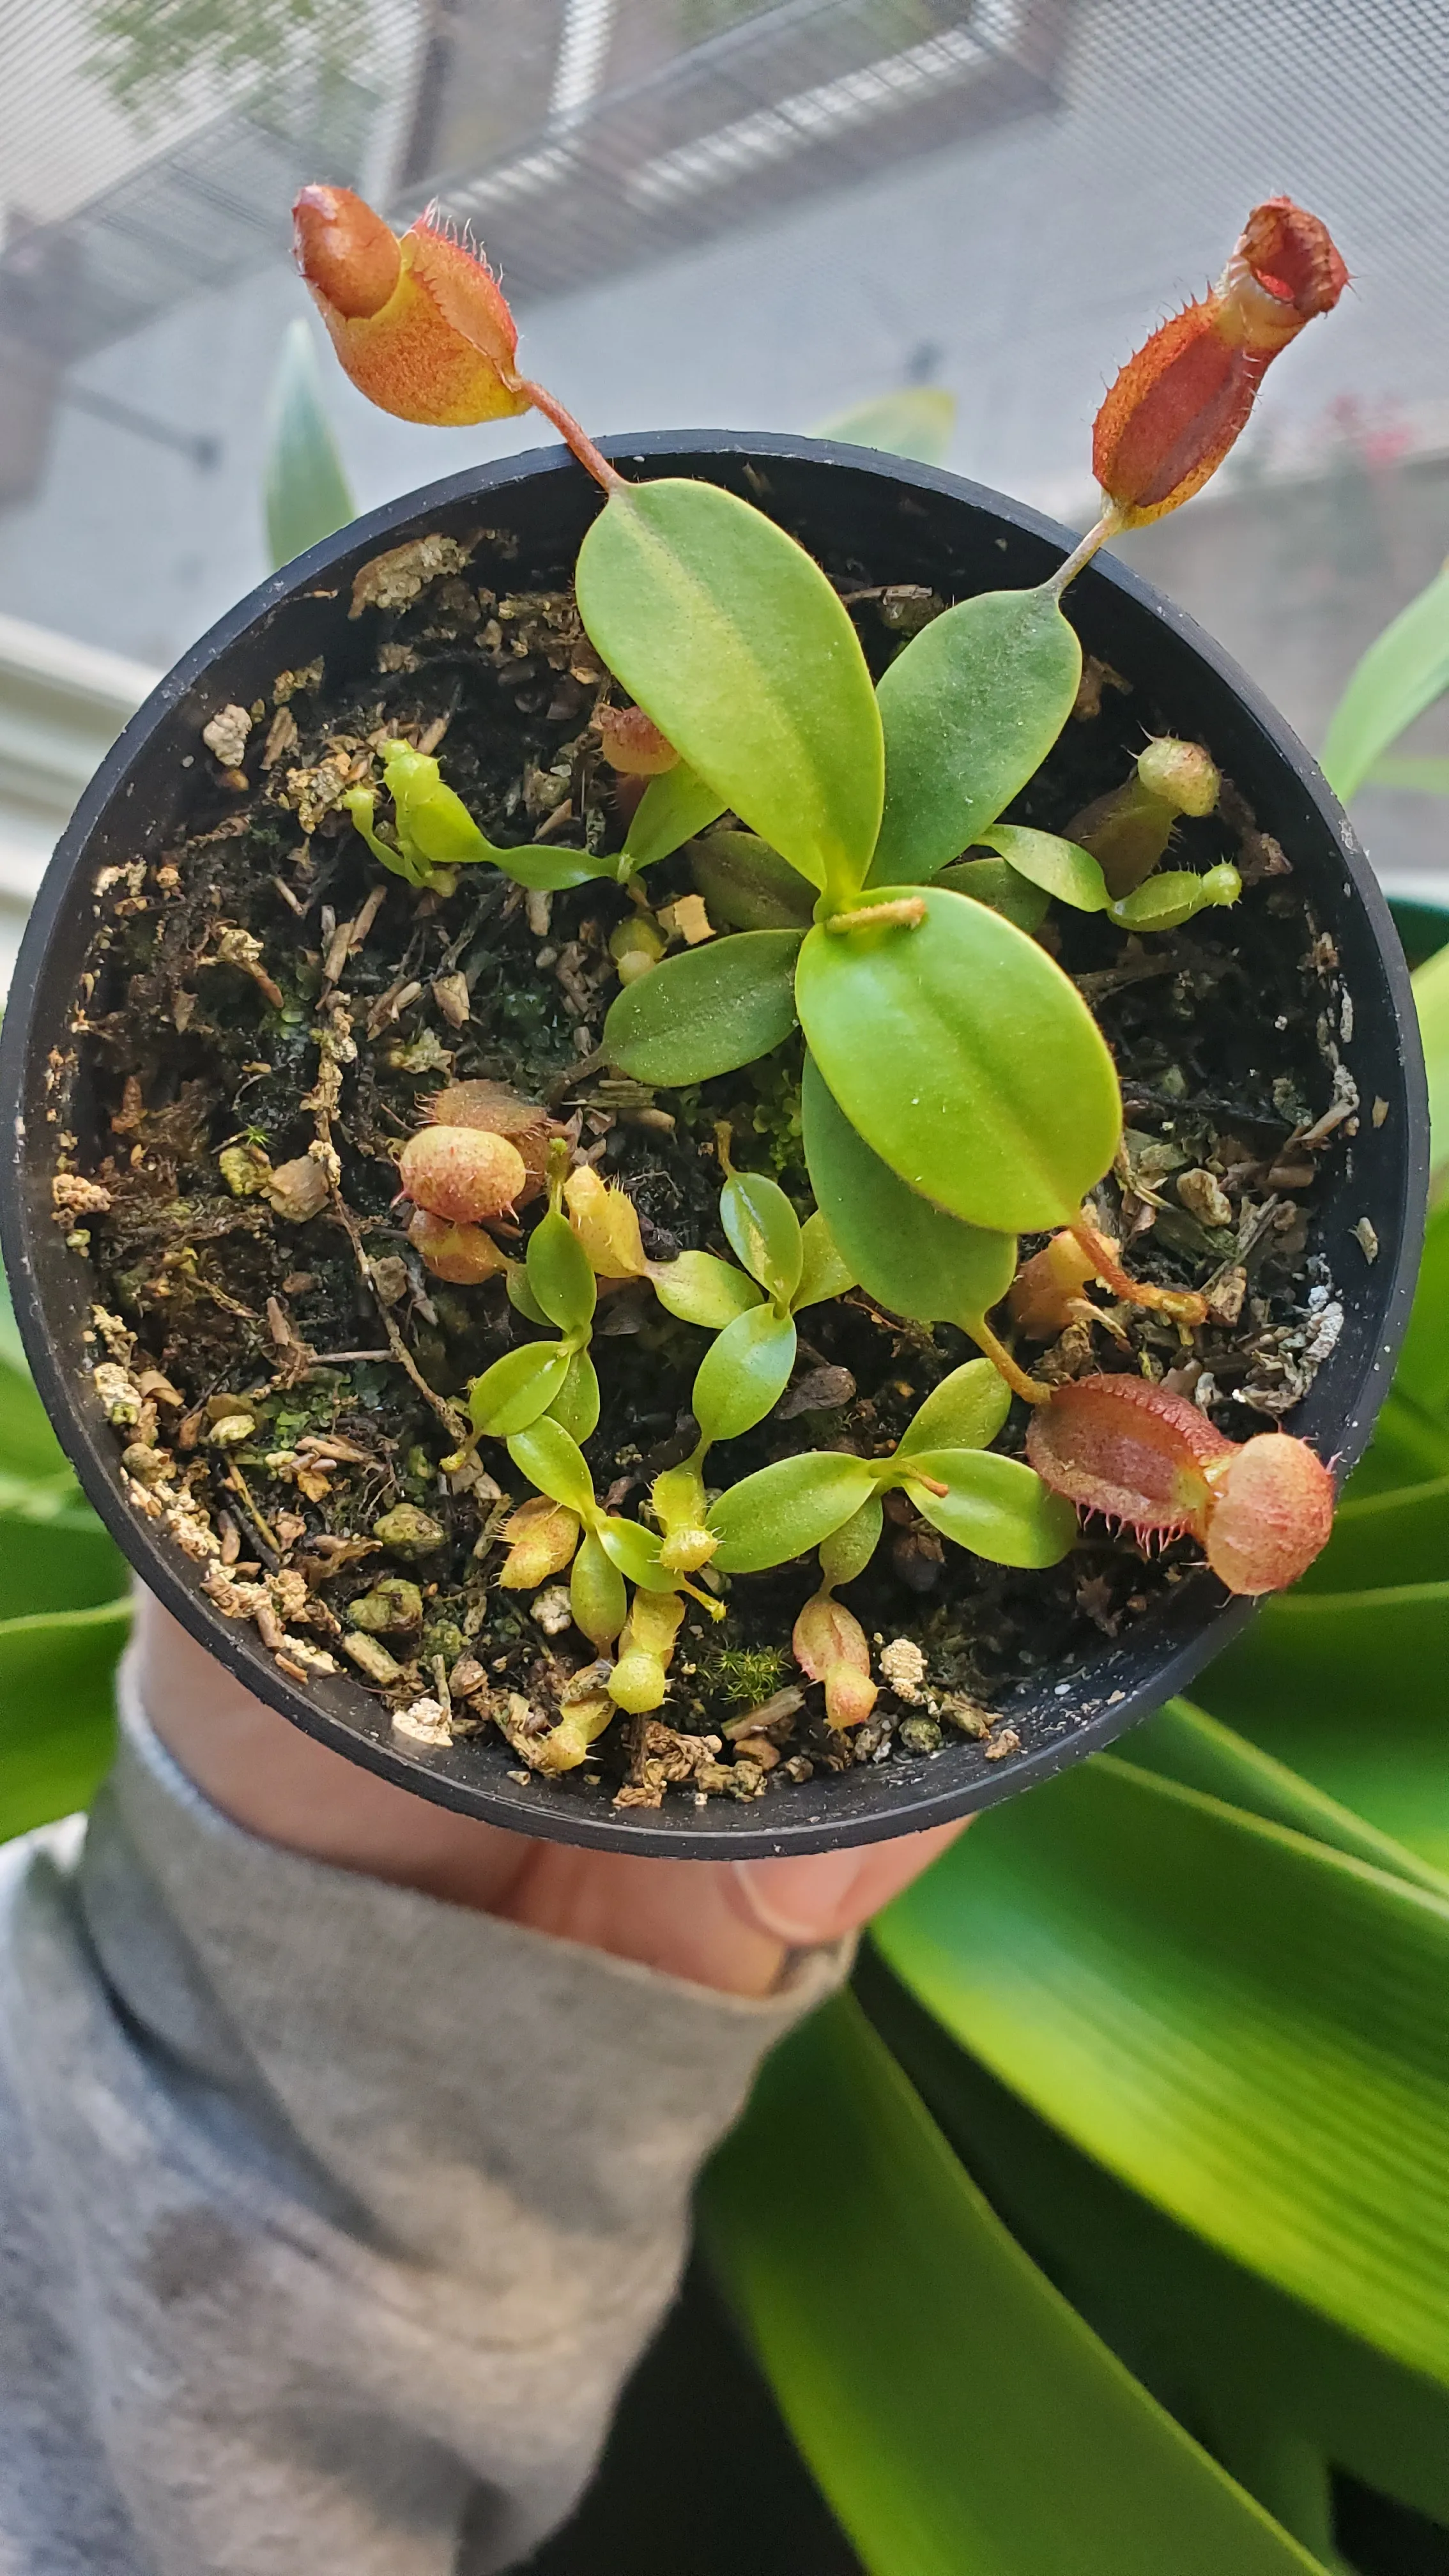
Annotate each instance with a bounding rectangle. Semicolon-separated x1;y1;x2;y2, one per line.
732;1818;968;1946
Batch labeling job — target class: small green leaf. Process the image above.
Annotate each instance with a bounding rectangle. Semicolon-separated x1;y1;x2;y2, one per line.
651;1249;764;1330
263;317;356;571
622;760;726;875
691;1305;797;1449
690;831;816;930
506;1416;597;1517
794;1209;856;1310
980;824;1108;913
1110;866;1241;934
708;1452;878;1574
870;587;1082;886
469;1343;571;1438
576;479;884;898
493;843;605;893
548;1349;601;1443
897;1361;1012;1459
818;1493;885;1588
525;1209;597;1335
939;855;1050;934
604;930;802;1084
597;1515;673;1588
1321;563;1449;801
797;887;1121;1233
343;790;419;885
376;742;601;892
506;1264;550;1328
900;1448;1077;1567
721;1166;802;1305
802;1055;1018;1326
571;1531;627;1648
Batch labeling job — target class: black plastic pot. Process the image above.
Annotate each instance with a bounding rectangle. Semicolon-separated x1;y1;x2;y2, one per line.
0;434;1427;1857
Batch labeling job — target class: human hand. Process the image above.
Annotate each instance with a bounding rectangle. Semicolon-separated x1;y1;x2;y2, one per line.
134;1591;964;1999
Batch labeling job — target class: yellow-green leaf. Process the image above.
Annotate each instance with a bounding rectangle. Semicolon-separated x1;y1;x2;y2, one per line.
604;930;802;1085
797;885;1121;1232
870;587;1082;886
576;479;883;898
877;1756;1449;2391
802;1054;1017;1325
702;1996;1321;2576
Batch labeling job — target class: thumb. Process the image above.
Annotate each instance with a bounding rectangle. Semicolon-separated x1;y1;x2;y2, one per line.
732;1818;967;1948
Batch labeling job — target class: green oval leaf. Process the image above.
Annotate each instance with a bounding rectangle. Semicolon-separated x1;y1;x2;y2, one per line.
690;831;816;930
571;1531;627;1647
708;1452;878;1574
901;1447;1078;1567
525;1209;597;1335
1322;562;1449;801
794;1209;857;1310
597;1514;673;1588
870;586;1082;886
1109;868;1239;934
506;1264;549;1328
938;855;1050;934
604;929;802;1084
797;887;1121;1234
506;1416;596;1516
802;1054;1018;1326
721;1167;802;1305
691;1305;798;1450
651;1249;765;1330
491;843;604;893
818;1492;885;1588
548;1349;601;1443
576;479;884;898
469;1342;571;1438
981;824;1108;913
897;1360;1012;1459
622;759;726;875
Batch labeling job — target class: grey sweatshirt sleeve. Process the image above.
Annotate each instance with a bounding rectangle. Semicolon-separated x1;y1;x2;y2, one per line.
0;1651;848;2576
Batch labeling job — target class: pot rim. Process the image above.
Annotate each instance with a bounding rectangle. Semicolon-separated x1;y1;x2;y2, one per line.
0;431;1429;1855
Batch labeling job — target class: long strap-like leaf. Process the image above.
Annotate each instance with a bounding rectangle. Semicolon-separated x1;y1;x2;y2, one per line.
702;1994;1320;2576
858;1949;1449;2561
0;1597;130;1843
1201;1580;1449;1871
875;1756;1449;2391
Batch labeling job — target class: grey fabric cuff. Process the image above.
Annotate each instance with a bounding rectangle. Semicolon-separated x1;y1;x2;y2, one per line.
82;1652;851;2278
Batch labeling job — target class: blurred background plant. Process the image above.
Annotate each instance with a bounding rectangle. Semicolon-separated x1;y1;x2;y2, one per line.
83;0;375;127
